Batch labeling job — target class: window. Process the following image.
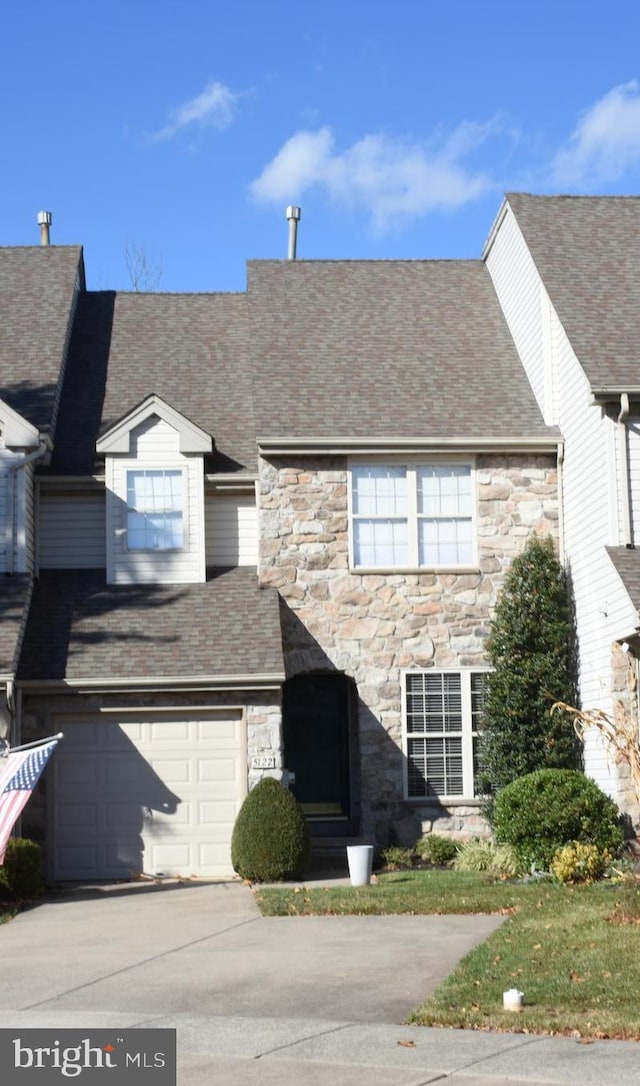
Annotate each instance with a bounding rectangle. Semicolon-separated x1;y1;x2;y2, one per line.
351;462;474;568
403;670;485;799
126;469;184;551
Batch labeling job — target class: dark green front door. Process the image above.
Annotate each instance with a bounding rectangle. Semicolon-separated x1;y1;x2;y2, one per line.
282;673;352;829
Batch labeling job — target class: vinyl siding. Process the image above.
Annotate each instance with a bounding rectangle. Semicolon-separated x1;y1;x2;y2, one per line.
553;310;634;794
485;206;555;424
106;416;206;584
39;493;106;568
205;492;258;567
0;450;9;572
22;461;35;573
627;418;640;544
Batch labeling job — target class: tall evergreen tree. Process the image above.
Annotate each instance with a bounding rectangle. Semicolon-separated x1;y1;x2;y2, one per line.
479;534;579;794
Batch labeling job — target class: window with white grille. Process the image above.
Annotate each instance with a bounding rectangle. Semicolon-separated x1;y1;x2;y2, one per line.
351;462;474;569
403;670;485;799
126;469;184;551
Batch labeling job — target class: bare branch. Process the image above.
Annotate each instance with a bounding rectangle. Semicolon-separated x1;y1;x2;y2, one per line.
124;242;164;292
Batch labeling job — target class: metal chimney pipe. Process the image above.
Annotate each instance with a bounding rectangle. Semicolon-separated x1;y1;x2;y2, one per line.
37;211;52;246
286;206;301;260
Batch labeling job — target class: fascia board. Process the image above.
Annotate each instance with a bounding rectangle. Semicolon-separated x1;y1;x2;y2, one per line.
18;673;285;693
0;398;40;449
258;435;562;455
97;394;212;455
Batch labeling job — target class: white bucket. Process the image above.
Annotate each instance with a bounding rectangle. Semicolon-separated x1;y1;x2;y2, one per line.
503;988;524;1012
346;845;374;886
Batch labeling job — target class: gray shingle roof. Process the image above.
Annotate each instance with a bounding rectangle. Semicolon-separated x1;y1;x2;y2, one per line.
248;260;555;441
18;568;284;682
0;247;83;434
506;193;640;390
50;290;254;474
0;576;33;675
607;547;640;617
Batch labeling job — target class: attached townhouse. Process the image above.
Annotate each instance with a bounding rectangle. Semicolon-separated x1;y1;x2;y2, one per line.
0;193;637;882
485;194;640;823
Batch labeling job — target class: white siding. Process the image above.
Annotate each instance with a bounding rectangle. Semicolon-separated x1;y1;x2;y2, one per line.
205;492;258;566
553;311;635;794
21;461;35;573
0;450;9;572
39;493;106;568
485;206;555;425
105;416;206;584
627;418;640;545
488;211;637;802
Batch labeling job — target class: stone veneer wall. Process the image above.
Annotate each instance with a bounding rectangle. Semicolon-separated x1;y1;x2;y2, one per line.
258;453;559;845
609;642;640;830
19;689;282;847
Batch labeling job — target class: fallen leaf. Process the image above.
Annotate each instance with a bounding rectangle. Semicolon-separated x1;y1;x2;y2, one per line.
569;971;587;984
397;1040;416;1048
532;943;542;950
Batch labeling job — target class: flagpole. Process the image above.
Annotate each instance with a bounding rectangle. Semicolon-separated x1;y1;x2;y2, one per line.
3;732;64;755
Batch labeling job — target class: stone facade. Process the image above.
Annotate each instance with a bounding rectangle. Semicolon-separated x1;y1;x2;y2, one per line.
258;453;559;845
609;642;640;830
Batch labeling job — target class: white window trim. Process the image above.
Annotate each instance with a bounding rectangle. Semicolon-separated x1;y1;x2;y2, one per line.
401;667;489;803
348;455;477;571
124;464;188;554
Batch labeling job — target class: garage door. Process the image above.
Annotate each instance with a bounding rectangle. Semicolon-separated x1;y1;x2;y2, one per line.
52;713;246;881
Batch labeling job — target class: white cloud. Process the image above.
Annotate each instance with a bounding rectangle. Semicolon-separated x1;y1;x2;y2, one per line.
249;121;499;228
552;81;640;187
150;81;239;142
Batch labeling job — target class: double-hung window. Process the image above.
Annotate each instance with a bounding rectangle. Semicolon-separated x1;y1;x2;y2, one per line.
126;469;184;551
403;670;486;800
351;462;474;569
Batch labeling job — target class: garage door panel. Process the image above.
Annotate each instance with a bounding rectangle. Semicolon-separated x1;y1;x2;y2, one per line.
53;714;246;880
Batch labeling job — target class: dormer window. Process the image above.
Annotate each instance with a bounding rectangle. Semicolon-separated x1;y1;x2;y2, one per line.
126;469;184;551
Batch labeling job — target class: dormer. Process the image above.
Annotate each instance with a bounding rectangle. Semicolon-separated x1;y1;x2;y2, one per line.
97;395;212;585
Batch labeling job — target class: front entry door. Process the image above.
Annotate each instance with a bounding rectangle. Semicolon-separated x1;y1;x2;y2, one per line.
282;673;353;832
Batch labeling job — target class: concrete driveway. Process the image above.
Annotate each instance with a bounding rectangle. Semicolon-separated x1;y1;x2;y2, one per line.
0;880;638;1085
0;879;501;1023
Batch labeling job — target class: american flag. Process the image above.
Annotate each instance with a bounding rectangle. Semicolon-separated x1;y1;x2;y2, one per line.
0;740;58;864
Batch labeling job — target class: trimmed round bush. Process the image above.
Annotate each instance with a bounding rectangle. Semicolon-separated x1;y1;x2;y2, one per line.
492;769;624;870
0;838;43;901
231;777;310;882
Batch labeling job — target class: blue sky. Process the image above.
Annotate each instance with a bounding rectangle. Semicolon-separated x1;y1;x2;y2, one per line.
3;2;640;292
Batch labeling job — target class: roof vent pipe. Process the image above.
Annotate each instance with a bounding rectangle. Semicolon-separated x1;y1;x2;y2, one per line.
37;211;52;246
36;208;52;245
286;206;301;260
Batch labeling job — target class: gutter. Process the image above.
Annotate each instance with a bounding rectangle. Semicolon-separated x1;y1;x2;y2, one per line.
17;673;286;694
6;441;49;574
257;435;561;456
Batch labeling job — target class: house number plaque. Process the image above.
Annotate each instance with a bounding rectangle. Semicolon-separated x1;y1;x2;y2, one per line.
251;755;276;769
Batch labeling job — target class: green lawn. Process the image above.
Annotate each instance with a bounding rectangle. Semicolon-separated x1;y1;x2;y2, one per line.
255;869;640;1039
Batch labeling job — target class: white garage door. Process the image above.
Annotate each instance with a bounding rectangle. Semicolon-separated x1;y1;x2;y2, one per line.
52;712;246;881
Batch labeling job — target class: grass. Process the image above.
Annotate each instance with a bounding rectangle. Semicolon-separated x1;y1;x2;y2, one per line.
255;869;640;1039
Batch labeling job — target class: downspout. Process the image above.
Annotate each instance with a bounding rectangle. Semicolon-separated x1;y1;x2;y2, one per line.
617;393;632;547
6;441;48;574
556;441;565;565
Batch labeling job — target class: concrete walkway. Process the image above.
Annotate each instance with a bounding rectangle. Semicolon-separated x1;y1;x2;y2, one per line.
0;879;637;1084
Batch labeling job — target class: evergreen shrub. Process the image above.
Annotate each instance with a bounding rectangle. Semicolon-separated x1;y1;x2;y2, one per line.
414;835;459;866
550;841;611;884
0;838;43;901
231;777;310;882
479;535;579;794
492;769;624;870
